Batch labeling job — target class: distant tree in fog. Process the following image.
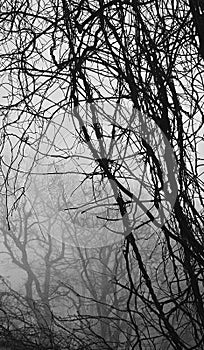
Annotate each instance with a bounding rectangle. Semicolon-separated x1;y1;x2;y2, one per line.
0;1;204;349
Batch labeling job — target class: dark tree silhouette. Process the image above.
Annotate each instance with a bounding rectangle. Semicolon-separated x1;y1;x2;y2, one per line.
0;0;204;349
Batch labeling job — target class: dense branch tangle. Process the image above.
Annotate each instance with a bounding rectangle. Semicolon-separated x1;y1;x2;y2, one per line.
0;0;204;349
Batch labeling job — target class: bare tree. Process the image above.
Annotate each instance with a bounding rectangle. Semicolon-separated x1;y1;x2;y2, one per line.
0;181;68;348
1;1;204;349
